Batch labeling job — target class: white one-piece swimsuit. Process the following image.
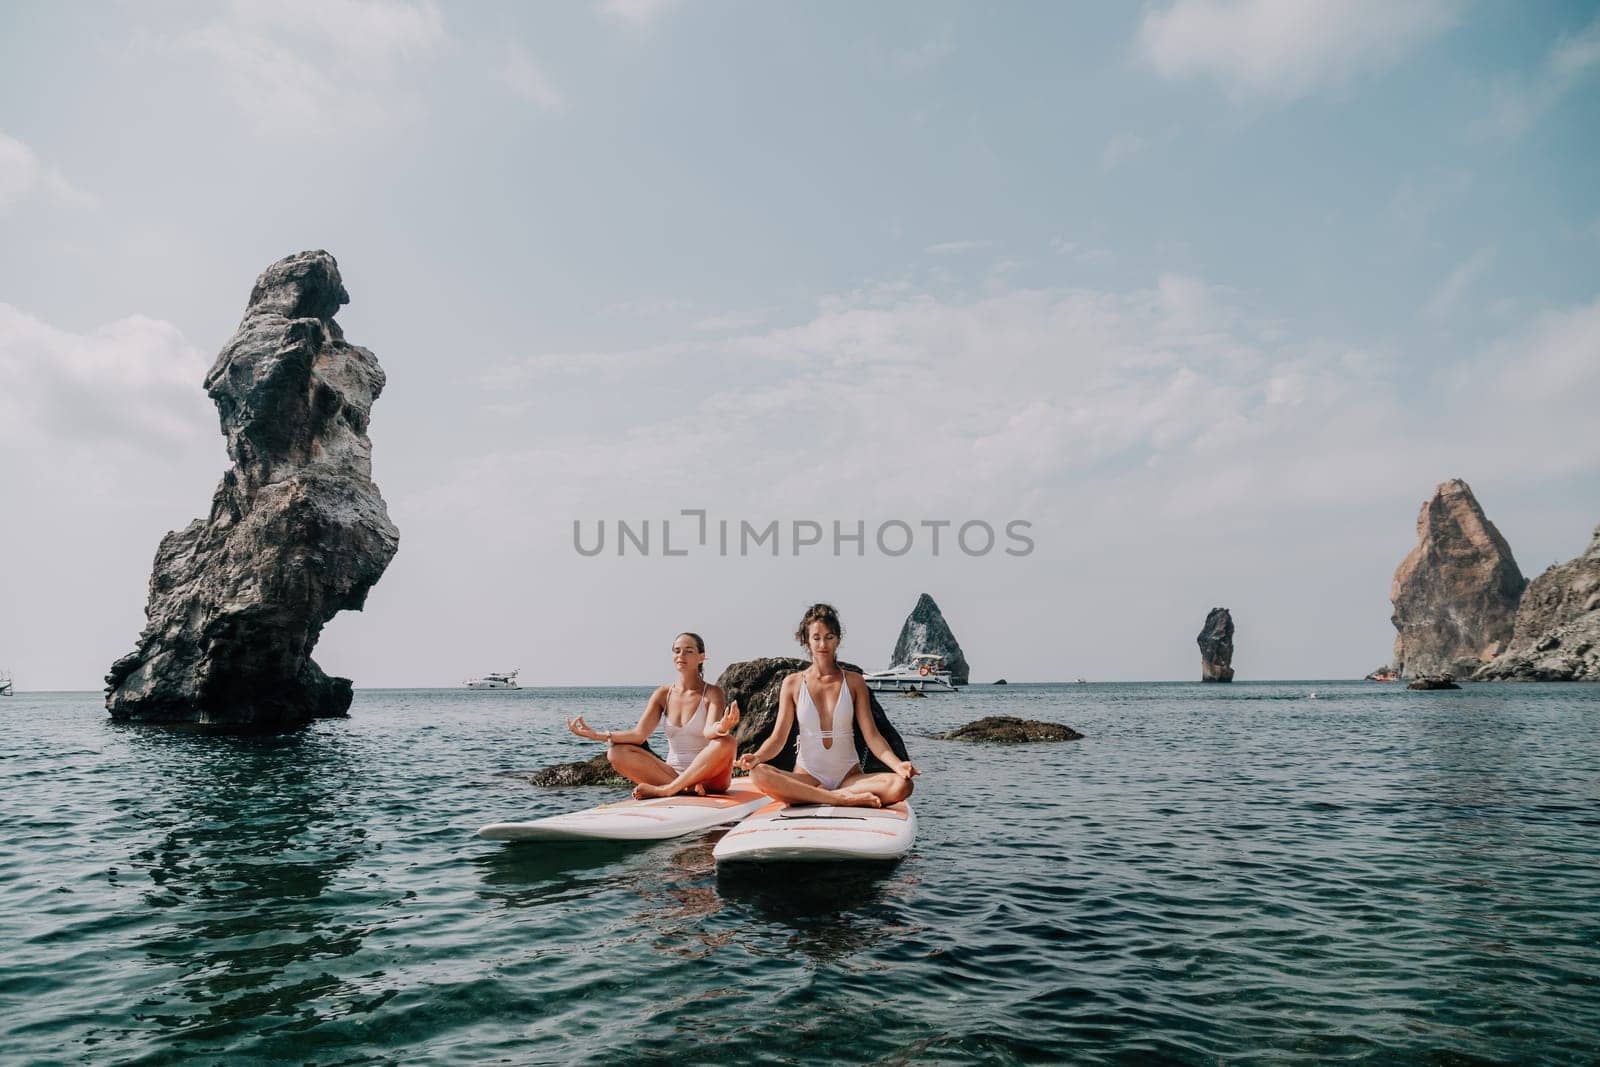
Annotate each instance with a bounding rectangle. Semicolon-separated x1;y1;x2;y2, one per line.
662;686;710;773
794;672;861;790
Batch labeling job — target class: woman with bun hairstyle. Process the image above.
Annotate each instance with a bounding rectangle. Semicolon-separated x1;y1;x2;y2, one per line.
738;603;918;808
567;632;740;799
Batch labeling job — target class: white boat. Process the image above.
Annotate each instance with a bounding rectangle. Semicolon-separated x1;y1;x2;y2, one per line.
465;669;520;690
0;670;11;696
863;654;955;693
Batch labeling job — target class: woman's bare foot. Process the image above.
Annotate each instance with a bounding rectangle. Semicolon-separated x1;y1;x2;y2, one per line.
633;782;683;800
829;789;882;808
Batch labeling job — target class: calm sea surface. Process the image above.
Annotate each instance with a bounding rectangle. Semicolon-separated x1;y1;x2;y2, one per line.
2;682;1598;1064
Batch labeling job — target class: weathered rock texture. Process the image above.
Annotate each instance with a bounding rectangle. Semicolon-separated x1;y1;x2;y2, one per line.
715;657;911;774
1407;675;1461;691
1475;525;1600;681
932;716;1082;742
1197;607;1235;682
1389;479;1525;679
105;251;398;727
889;593;970;685
524;753;630;788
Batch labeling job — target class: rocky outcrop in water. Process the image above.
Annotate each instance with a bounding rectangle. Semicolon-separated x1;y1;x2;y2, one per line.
1197;607;1235;682
1407;674;1460;691
1475;525;1600;681
521;753;630;788
715;657;910;773
932;716;1082;742
889;593;970;685
1364;666;1399;682
1388;479;1525;680
105;251;399;727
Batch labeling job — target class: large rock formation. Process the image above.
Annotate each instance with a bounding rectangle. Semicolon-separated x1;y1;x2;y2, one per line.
105;251;399;727
1197;607;1234;682
1475;525;1600;681
888;593;970;685
715;657;910;774
1388;479;1525;679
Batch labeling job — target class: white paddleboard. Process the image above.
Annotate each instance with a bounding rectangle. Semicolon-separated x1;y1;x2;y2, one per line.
712;799;917;863
478;777;768;842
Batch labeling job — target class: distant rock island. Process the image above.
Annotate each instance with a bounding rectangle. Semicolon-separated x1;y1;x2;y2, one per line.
1388;479;1525;680
889;593;970;685
1197;607;1235;682
1476;524;1600;681
105;251;399;727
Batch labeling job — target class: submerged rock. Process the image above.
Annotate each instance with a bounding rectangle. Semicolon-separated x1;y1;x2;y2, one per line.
994;678;1008;685
105;251;399;727
889;593;971;685
1389;479;1524;680
1364;666;1400;682
524;753;630;788
933;716;1083;742
1476;525;1600;681
1197;607;1235;682
715;657;911;773
1407;675;1461;691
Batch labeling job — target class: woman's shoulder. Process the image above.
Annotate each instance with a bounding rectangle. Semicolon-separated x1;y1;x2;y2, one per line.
705;682;726;700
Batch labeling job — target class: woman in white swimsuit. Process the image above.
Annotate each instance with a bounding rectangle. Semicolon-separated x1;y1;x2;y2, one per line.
738;603;918;809
567;632;740;799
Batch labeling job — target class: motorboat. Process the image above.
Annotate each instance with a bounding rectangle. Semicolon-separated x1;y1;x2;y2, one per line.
0;670;11;696
863;654;956;693
465;669;520;690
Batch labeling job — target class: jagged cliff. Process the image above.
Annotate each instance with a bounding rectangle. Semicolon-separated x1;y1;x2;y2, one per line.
105;251;399;727
1197;607;1235;682
889;593;970;685
1476;525;1600;681
1389;479;1525;679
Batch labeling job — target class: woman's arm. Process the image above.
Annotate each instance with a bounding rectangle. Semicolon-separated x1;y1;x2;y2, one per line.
850;673;918;778
566;686;666;745
736;674;796;770
703;685;739;739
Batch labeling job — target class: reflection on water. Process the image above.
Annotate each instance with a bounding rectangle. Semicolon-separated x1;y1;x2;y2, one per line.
4;684;1600;1064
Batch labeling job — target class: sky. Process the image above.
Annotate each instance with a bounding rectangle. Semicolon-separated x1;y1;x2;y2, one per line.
1;0;1597;689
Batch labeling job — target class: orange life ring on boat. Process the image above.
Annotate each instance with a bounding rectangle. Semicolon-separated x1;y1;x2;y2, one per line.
918;664;932;676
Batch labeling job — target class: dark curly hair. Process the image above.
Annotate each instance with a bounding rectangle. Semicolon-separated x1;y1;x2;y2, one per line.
794;603;843;650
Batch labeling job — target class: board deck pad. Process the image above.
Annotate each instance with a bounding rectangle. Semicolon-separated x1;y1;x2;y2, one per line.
712;799;917;863
478;777;769;842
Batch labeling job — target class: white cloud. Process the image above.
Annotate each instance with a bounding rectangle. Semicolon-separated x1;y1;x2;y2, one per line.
1138;0;1458;103
596;0;680;30
0;130;94;213
1476;13;1600;138
0;304;213;454
883;32;955;77
924;240;993;255
1424;247;1496;322
180;0;446;136
495;42;565;112
1101;132;1148;172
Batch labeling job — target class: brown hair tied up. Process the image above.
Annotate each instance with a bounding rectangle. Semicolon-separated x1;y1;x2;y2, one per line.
678;632;706;677
794;603;843;650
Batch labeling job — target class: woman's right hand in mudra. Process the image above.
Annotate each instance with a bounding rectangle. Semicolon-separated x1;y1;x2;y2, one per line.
567;716;598;741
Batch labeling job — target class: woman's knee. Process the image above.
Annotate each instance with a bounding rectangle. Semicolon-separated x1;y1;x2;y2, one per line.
605;743;636;771
750;762;780;788
881;776;913;803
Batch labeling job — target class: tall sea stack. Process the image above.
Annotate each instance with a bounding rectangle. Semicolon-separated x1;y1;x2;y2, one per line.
1476;524;1600;681
105;251;399;727
1197;607;1234;682
1388;479;1524;679
889;593;970;685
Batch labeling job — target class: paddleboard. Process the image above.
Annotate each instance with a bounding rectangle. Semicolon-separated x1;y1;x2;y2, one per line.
712;799;917;863
478;777;768;842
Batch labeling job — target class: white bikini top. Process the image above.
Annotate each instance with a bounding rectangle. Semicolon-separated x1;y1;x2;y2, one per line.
795;671;858;772
662;685;710;764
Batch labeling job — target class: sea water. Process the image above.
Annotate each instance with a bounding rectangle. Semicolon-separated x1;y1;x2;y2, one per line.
2;682;1597;1064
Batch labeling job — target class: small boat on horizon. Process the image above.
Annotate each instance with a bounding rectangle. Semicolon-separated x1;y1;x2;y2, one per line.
465;669;521;690
864;654;956;694
0;670;11;696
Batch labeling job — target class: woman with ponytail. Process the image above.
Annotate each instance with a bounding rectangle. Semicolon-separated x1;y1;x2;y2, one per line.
567;632;740;799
